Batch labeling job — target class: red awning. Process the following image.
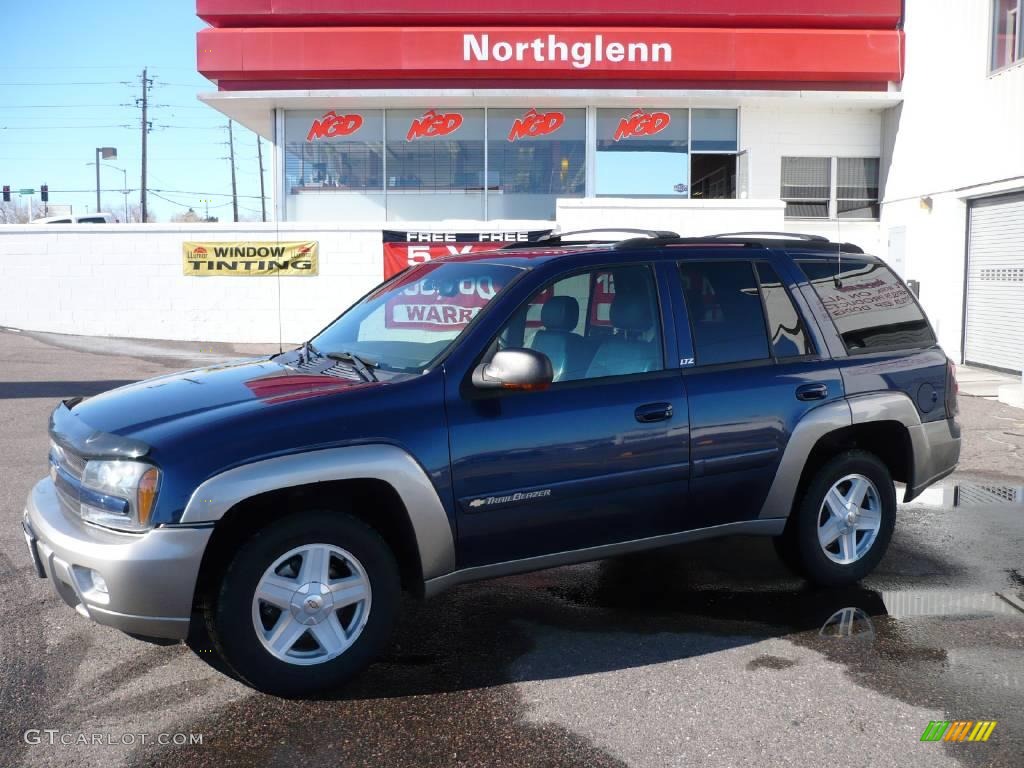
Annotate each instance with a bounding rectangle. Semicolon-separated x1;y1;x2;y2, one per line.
197;0;902;30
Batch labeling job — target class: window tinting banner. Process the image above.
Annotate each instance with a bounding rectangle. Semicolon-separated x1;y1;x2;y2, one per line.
183;241;318;276
382;230;553;280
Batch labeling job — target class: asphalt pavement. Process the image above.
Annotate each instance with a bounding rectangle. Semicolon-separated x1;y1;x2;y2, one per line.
1;327;1022;768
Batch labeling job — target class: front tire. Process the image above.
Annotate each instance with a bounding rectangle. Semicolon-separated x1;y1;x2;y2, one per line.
204;510;401;697
779;450;896;587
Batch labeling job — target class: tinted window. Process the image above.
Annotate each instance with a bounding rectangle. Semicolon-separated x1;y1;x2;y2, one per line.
496;265;663;382
756;263;814;357
680;261;770;366
799;260;936;352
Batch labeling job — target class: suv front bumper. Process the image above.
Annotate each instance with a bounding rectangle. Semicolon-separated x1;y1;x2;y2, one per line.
22;478;212;640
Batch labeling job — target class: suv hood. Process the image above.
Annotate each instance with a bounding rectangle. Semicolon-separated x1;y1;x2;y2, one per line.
68;356;374;437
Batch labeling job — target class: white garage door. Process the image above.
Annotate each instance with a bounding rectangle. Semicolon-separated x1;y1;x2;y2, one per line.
964;192;1024;373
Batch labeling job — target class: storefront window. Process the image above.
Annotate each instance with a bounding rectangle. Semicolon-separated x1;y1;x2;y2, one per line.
691;109;738;152
781;157;831;219
281;106;742;220
487;108;586;220
385;109;485;221
284;110;385;221
837;158;880;219
596;108;690;196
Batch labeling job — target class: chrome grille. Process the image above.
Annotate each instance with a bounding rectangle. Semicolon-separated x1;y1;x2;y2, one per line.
50;441;85;481
49;441;84;517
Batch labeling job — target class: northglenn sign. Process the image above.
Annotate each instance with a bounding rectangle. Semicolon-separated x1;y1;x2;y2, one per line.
464;33;671;70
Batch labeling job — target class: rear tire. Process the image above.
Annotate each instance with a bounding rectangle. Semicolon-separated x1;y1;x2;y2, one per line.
203;509;401;697
778;450;896;587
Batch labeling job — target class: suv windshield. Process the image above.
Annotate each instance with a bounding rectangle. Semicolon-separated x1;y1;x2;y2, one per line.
311;261;521;373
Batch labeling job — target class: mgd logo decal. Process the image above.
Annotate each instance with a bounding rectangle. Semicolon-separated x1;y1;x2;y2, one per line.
407;110;463;141
508;109;565;141
306;111;363;141
613;109;671;142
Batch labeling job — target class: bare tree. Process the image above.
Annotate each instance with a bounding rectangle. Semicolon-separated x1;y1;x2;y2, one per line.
125;203;153;223
0;200;38;224
170;208;203;223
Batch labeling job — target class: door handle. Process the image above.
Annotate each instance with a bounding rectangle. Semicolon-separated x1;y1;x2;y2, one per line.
795;383;829;402
635;402;673;423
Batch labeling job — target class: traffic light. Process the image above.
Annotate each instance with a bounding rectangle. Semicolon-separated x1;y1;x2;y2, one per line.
2;185;9;203
40;184;48;202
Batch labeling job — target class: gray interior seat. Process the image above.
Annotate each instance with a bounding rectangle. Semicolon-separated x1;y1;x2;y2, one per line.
530;296;585;381
585;294;659;378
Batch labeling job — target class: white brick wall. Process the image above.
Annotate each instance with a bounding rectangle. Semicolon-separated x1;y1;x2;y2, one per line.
0;223;402;344
740;103;884;201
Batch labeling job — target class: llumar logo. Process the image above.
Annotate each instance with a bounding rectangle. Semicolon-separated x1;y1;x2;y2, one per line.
306;111;363;142
507;109;565;142
468;489;552;508
613;109;671;142
406;110;463;141
920;721;997;742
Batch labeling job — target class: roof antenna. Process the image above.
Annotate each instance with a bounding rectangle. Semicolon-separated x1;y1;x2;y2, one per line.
834;206;843;288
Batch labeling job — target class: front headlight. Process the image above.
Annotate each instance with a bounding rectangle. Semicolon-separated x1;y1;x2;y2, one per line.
80;460;161;532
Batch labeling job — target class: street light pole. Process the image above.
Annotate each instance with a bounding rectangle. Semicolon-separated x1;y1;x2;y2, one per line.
94;147;117;214
86;161;129;221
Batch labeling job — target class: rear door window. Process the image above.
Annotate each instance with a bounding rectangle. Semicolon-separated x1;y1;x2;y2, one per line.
679;261;770;366
799;260;936;352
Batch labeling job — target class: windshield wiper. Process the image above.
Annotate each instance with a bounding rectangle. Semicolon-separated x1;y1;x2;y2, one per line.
326;351;378;382
300;339;320;363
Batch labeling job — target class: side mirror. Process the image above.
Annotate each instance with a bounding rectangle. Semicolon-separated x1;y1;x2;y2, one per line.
472;348;554;391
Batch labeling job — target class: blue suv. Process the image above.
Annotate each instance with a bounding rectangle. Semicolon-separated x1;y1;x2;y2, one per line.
23;231;961;696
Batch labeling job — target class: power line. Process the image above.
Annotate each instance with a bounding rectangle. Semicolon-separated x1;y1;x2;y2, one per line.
0;81;135;86
0;125;135;130
0;104;147;109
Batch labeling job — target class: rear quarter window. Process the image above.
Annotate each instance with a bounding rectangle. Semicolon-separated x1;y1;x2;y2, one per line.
799;259;936;353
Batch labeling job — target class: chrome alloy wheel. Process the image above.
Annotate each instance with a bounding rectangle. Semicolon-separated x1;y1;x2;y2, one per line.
817;474;883;565
251;543;372;666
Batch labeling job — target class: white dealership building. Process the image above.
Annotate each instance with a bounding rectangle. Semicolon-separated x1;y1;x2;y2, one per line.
1;0;1021;367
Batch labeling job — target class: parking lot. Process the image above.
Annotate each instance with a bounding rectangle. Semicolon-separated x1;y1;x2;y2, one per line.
1;327;1022;768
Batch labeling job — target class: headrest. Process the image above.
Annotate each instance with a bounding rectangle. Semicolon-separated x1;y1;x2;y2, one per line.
541;295;580;331
610;294;653;332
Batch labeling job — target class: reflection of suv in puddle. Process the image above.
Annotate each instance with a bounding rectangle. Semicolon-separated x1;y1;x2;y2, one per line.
23;230;961;695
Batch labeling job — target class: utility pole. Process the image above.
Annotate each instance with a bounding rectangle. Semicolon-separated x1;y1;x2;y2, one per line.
138;69;152;222
228;120;239;223
256;135;267;222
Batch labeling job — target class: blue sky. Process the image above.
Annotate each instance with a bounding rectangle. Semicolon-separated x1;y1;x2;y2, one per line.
0;0;265;221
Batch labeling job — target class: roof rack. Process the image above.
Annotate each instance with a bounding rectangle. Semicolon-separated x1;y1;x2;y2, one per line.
613;231;864;253
709;231;829;242
500;228;679;249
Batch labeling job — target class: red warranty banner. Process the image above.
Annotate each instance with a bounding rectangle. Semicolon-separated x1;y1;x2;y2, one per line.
382;230;553;330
